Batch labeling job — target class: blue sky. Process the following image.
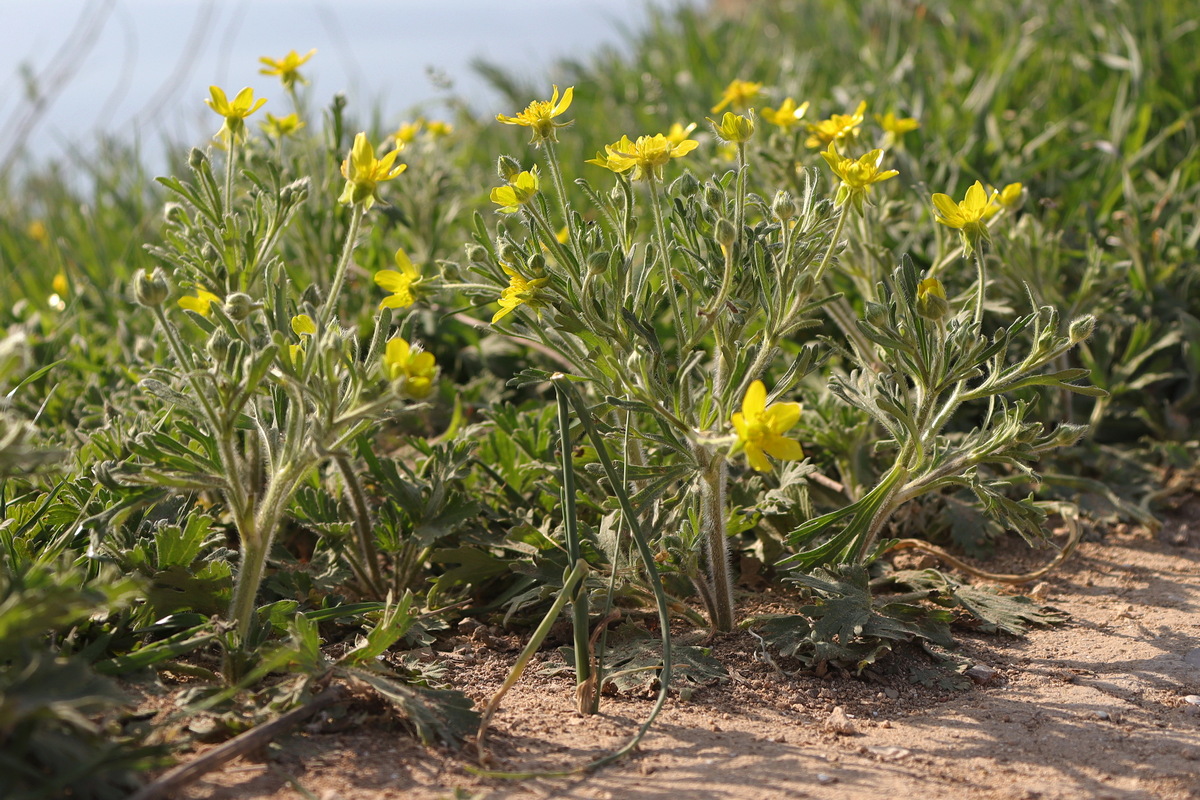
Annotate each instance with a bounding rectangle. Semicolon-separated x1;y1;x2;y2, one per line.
0;0;680;169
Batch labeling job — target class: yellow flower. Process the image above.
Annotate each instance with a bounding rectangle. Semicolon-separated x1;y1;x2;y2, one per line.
708;112;755;144
205;86;267;144
382;336;437;399
52;272;68;297
496;85;574;144
259;49;316;89
820;143;899;213
27;220;48;244
375;249;423;309
492;263;550;324
394;120;423;144
289;313;315;364
589;133;699;181
490;167;540;213
731;380;805;473
261;112;305;139
712;79;762;113
875;111;920;138
995;182;1024;210
178;287;220;316
666;122;698;144
338;132;406;209
932;181;999;252
426;120;454;138
805;101;867;149
761;98;810;131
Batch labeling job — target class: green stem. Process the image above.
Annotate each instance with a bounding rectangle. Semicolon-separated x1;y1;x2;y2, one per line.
542;138;576;255
230;459;312;640
972;241;987;327
318;204;365;330
476;558;588;760
647;177;685;345
813;208;848;285
224;137;237;214
699;450;734;633
335;455;384;598
554;380;592;711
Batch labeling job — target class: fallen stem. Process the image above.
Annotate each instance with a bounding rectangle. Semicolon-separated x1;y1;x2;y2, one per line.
129;686;344;800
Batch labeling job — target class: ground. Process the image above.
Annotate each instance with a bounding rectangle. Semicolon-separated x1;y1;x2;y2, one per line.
168;501;1200;800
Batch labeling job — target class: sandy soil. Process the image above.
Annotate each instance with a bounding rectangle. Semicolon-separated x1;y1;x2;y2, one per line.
172;502;1200;800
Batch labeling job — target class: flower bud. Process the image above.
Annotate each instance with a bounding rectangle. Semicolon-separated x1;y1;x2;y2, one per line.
206;329;232;361
465;244;489;263
915;277;950;322
133;267;170;307
163;202;187;226
586;251;608;275
865;301;889;326
710;111;755;144
704;183;724;211
223;292;255;321
526;252;546;278
795;272;816;298
497;238;522;266
281;177;310;206
772;190;797;222
497;155;522;182
670;172;701;198
188;147;208;171
1068;314;1095;343
714;218;737;249
201;242;218;263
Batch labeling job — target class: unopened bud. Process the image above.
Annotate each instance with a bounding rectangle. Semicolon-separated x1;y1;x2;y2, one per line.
671;172;701;198
704;183;724;211
163;202;187;226
497;155;522;182
465;244;488;263
188;147;207;171
865;302;889;326
201;242;218;263
207;329;232;361
526;252;546;278
281;177;310;206
586;252;608;275
133;267;169;307
772;190;797;221
915;277;950;322
224;292;255;321
714;218;737;249
1068;314;1095;343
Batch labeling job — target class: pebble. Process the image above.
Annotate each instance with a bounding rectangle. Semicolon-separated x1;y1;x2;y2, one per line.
884;687;900;700
816;773;837;785
823;706;859;736
965;664;998;685
1183;695;1200;706
868;745;911;761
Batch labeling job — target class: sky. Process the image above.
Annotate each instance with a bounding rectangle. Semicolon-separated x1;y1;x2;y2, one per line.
0;0;683;170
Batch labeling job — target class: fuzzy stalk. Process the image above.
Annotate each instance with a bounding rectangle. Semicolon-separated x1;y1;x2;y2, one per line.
317;204;365;330
697;446;735;633
554;380;592;711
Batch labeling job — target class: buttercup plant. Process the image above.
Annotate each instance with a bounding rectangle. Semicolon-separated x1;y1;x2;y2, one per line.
129;92;432;675
468;79;1100;650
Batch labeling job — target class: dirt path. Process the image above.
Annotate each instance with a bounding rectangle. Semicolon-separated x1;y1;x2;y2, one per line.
178;508;1200;800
